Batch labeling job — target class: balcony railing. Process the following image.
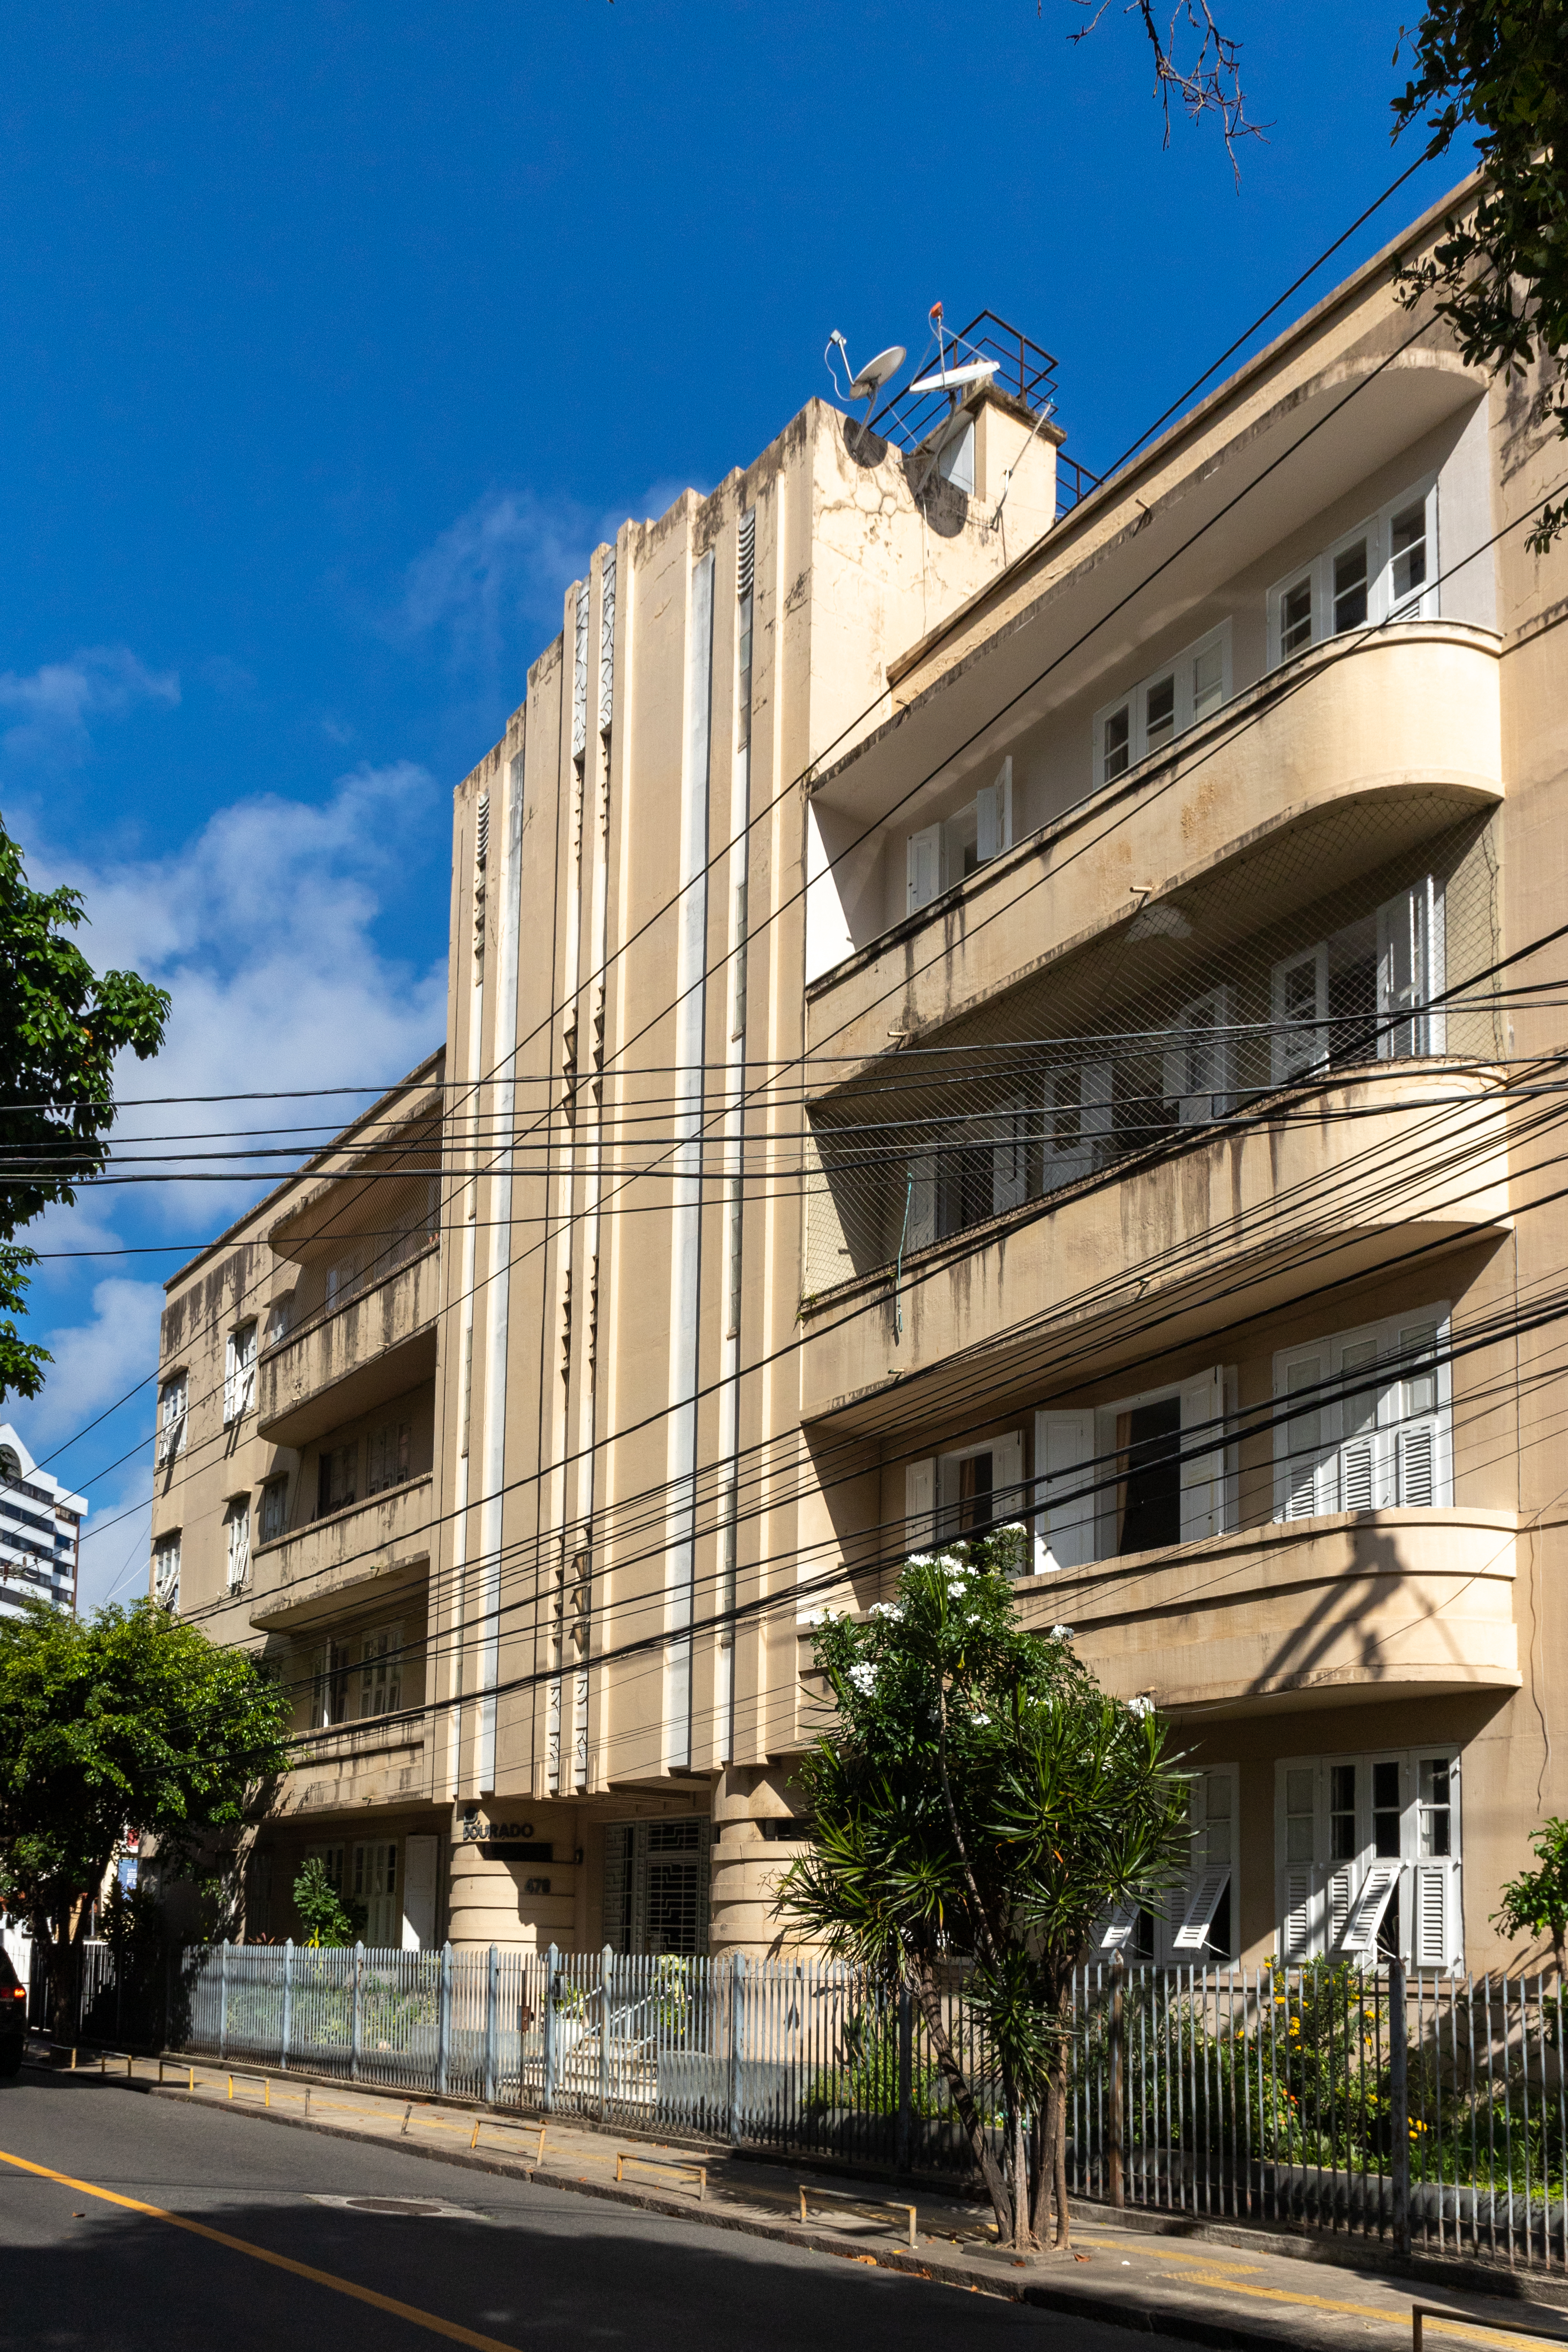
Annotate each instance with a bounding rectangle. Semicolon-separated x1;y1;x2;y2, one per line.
256;1243;440;1447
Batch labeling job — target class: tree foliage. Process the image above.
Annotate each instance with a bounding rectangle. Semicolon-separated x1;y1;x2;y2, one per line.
1391;1;1568;551
0;1599;290;2029
292;1857;367;1949
0;824;168;1400
774;1540;1190;2251
1493;1815;1568;1977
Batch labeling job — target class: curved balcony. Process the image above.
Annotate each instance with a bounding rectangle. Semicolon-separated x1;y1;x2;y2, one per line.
800;1065;1511;1431
805;623;1502;1081
256;1242;440;1447
250;1474;433;1630
1015;1507;1520;1715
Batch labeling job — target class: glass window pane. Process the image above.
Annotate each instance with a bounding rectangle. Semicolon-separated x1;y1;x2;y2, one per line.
1341;1338;1381;1441
1192;640;1224;719
1286;1766;1315;1817
1333;540;1369;633
1391;500;1427;603
1373;1759;1400;1809
1400;1323;1438;1419
1281;577;1312;655
1145;675;1176;750
1103;706;1130;782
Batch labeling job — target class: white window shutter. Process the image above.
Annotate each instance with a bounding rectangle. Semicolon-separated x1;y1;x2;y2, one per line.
401;1834;439;1952
1179;1368;1227;1541
1326;1866;1355;1953
1414;1860;1455;1972
1278;1354;1327;1521
907;825;941;914
223;1334;238;1427
1042;1069;1093;1189
1080;1058;1113;1148
990;1432;1025;1527
1282;1871;1314;1961
1398;1423;1436;1508
1098;1899;1140;1952
1340;1439;1377;1511
1033;1410;1096;1572
975;781;1002;865
905;1459;936;1554
1172;1866;1232;1951
1339;1861;1400;1955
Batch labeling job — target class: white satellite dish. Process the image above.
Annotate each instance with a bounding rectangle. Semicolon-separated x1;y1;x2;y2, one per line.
908;358;998;395
849;345;906;403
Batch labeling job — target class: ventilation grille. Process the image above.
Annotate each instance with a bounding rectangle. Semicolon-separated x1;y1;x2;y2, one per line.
737;509;756;601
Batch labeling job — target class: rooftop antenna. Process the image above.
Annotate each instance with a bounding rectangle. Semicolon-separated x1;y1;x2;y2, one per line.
909;299;999;396
825;330;907;427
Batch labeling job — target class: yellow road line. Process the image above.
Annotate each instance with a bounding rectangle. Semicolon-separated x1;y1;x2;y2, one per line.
0;2146;522;2352
1145;2259;1565;2352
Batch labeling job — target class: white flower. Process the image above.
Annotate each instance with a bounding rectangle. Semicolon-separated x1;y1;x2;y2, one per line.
972;1712;990;1727
939;1557;972;1578
849;1661;877;1695
806;1607;840;1629
870;1602;903;1620
905;1553;937;1570
946;1581;971;1598
1125;1694;1154;1719
1049;1625;1076;1641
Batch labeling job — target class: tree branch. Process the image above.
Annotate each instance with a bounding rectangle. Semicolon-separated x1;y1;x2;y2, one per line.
1069;0;1265;182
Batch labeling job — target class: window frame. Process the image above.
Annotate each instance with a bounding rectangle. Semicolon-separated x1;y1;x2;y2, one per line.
905;757;1014;916
223;1322;258;1428
152;1530;181;1611
1275;1745;1463;1972
1265;478;1438;669
223;1496;251;1592
157;1372;188;1465
357;1621;405;1721
1272;1304;1452;1523
1092;621;1232;790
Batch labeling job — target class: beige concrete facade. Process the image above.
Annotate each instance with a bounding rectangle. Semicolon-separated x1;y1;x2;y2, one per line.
152;190;1568;1977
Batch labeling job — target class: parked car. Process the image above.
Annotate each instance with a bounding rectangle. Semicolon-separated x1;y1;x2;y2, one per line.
0;1948;27;2076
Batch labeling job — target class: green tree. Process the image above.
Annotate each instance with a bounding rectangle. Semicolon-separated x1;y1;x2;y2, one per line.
292;1857;367;1949
0;822;169;1400
0;1599;291;2037
774;1540;1190;2254
1493;1815;1568;1979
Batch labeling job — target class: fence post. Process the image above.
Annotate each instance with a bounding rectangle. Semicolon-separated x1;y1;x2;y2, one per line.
483;1945;498;2107
896;1983;913;2173
542;1944;558;2114
728;1952;745;2148
350;1942;364;2082
163;1947;173;2053
1109;1956;1125;2208
1389;1957;1410;2259
281;1940;293;2072
218;1941;229;2064
599;1944;612;2124
437;1943;452;2098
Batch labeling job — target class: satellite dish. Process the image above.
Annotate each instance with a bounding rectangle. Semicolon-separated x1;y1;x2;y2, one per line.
908;358;998;395
849;345;906;403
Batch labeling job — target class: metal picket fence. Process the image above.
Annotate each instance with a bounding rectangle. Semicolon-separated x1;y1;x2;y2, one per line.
1065;1961;1568;2270
171;1942;998;2176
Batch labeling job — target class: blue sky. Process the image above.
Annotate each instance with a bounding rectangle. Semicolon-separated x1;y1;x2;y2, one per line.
0;0;1468;1605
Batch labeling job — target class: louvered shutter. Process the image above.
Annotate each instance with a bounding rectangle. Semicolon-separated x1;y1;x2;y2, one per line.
907;825;941;913
905;1460;936;1555
1339;1861;1400;1955
1281;1872;1314;1962
1398;1424;1436;1507
1033;1410;1096;1572
1098;1900;1140;1952
1326;1867;1354;1953
1180;1368;1228;1541
1413;1861;1454;1972
1172;1867;1232;1951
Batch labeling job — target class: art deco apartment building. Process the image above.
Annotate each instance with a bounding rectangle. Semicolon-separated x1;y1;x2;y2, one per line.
153;180;1566;1976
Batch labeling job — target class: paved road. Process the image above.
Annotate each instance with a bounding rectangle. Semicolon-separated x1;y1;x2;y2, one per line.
0;2069;1183;2352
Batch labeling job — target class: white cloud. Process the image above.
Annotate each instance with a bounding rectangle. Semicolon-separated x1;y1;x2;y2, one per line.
17;1276;163;1465
0;644;179;765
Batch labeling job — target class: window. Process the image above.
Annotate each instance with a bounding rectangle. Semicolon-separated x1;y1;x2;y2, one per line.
604;1818;711;1956
260;1477;288;1544
224;1498;250;1591
1266;481;1438;667
906;759;1013;914
310;1641;351;1728
1163;986;1234;1125
1099;1763;1240;1965
1269;879;1443;1084
904;1434;1027;1555
352;1840;400;1949
366;1421;411;1496
1033;1366;1234;1572
1276;1748;1462;1971
316;1441;357;1518
265;1295;292;1347
1094;624;1231;787
223;1324;257;1427
1273;1306;1450;1520
152;1532;180;1612
358;1624;403;1720
157;1374;187;1466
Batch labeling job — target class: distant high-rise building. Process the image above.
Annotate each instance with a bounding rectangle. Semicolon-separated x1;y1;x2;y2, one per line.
0;1426;84;1621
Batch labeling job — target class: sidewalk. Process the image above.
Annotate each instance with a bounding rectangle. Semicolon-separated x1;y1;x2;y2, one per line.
39;2040;1568;2352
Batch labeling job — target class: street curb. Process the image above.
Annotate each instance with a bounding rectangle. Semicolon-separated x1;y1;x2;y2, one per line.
76;2077;1481;2352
